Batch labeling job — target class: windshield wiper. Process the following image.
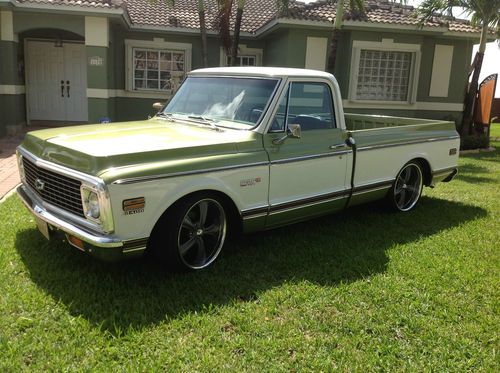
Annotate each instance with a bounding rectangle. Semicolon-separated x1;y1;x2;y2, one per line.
187;115;221;131
155;112;174;121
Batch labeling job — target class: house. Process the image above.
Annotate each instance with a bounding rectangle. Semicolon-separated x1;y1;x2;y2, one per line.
0;0;489;136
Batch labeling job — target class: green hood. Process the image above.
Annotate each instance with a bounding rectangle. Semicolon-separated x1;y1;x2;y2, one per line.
21;119;264;183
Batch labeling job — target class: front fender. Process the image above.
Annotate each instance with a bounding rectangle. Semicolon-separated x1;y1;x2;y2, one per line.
107;163;269;241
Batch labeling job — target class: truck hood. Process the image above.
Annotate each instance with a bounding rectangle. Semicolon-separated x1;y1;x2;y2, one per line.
21;119;261;180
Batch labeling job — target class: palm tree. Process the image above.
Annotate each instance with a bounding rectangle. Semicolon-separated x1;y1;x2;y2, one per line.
218;0;291;66
156;0;209;67
417;0;500;136
328;0;366;72
328;1;411;72
230;0;245;66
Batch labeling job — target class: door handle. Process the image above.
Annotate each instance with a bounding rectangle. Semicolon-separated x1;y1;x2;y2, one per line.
329;143;346;150
66;81;70;98
61;80;65;97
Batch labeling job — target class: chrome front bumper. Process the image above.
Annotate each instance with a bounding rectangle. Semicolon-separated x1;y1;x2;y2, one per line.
17;184;123;248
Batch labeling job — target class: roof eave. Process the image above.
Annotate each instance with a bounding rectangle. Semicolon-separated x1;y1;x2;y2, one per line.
255;17;486;39
2;0;132;28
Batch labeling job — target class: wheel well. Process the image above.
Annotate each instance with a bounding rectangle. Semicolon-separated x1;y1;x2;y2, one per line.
413;158;432;186
154;189;243;237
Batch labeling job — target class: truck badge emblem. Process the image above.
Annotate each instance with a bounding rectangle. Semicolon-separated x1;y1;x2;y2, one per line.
240;177;262;187
35;178;45;191
123;197;146;215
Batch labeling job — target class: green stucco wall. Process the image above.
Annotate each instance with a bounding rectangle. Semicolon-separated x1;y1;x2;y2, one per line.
13;12;84;37
86;46;109;89
0;40;26;134
0;41;22;85
333;30;471;106
0;9;477;134
417;37;472;103
0;94;26;136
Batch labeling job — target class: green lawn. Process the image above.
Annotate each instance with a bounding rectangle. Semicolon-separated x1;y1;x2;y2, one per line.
490;123;500;138
1;145;499;371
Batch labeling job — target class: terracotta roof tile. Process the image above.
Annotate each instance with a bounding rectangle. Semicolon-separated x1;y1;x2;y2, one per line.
284;0;481;32
15;0;482;34
126;0;278;33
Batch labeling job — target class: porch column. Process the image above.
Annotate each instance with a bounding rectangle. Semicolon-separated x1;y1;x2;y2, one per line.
85;16;112;123
0;10;25;136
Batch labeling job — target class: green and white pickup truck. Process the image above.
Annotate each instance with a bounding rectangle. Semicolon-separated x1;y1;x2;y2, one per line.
17;67;459;270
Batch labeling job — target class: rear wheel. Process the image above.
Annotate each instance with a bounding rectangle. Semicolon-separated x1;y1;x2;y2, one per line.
150;194;227;271
388;162;423;212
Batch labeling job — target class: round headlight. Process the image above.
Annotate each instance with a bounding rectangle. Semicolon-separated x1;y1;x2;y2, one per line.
87;192;100;219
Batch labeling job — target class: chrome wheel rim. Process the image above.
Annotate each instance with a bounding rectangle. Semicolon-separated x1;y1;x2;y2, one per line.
177;199;226;269
394;164;423;211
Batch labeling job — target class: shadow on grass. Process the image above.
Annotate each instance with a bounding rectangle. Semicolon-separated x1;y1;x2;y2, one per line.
460;144;498;161
455;163;494;184
15;197;486;333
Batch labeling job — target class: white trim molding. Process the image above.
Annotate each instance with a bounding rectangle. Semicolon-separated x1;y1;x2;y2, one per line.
305;37;328;71
87;88;172;100
348;39;421;105
0;85;26;95
85;17;109;47
429;44;454;97
0;10;14;41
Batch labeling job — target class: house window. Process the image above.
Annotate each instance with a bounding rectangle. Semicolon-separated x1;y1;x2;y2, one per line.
226;55;257;66
125;39;192;95
356;50;413;101
133;48;185;91
349;40;421;105
220;45;263;67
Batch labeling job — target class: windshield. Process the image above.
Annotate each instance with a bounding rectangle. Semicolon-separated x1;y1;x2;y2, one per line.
162;76;280;129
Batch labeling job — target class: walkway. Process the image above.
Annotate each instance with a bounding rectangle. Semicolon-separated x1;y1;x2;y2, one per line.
0;125;49;201
0;133;23;200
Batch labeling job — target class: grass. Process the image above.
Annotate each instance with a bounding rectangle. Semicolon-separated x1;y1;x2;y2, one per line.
490;123;500;139
1;145;499;371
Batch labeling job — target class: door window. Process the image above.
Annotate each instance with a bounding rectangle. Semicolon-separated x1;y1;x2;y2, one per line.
271;82;336;132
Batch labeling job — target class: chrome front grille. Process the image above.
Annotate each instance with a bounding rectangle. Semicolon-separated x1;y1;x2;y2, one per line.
22;157;85;218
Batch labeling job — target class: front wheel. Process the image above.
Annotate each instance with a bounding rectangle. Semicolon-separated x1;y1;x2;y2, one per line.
388;162;423;212
150;194;227;271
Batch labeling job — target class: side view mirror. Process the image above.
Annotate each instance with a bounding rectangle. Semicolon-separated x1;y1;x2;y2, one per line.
289;124;301;139
152;102;163;112
272;124;302;145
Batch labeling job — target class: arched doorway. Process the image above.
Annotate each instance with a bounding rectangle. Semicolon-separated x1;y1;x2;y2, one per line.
22;29;88;124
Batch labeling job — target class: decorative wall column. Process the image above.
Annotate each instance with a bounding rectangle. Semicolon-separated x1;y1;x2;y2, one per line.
85;16;112;123
0;10;25;136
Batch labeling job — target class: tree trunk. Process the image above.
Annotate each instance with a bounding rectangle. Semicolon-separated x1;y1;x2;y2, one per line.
327;0;344;74
197;0;208;68
198;9;209;67
328;28;342;73
230;6;244;66
461;23;488;136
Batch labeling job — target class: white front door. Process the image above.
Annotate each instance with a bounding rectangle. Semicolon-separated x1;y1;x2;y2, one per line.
26;41;88;122
264;81;349;227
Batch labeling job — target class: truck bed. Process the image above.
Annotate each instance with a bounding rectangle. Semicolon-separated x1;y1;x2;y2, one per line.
344;113;458;148
345;113;451;131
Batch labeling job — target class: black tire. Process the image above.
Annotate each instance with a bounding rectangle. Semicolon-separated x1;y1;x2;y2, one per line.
149;193;228;271
387;161;423;212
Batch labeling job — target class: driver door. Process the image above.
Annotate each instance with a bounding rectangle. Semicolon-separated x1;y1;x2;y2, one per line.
263;80;350;227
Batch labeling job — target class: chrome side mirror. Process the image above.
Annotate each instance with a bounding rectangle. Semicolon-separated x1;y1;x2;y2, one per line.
152;102;163;112
272;124;302;145
289;124;301;139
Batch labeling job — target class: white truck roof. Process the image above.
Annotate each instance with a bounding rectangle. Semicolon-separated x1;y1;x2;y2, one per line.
189;66;335;80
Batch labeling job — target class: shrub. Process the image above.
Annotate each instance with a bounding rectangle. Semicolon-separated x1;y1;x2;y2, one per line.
460;134;490;150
